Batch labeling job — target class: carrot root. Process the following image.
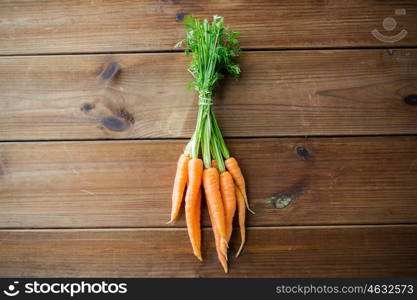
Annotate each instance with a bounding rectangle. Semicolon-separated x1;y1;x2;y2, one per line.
210;210;228;273
220;171;236;242
203;167;229;271
225;157;255;214
213;229;228;273
241;190;255;215
211;159;219;171
235;187;246;258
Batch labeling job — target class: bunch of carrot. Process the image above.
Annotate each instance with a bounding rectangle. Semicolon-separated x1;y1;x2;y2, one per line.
167;15;254;273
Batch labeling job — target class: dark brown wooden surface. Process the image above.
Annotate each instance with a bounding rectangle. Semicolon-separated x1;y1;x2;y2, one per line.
1;226;416;277
1;50;417;141
0;0;416;55
1;137;416;228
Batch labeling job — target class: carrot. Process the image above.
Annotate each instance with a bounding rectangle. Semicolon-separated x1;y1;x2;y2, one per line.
185;158;203;261
235;186;246;257
167;154;190;223
208;207;228;273
203;167;228;260
220;171;236;242
225;157;254;214
214;232;228;273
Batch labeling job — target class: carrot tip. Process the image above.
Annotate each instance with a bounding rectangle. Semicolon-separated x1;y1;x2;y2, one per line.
166;219;174;225
243;196;255;214
236;242;245;258
220;238;229;258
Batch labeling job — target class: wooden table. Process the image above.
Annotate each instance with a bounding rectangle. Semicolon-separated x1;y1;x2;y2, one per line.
1;0;417;277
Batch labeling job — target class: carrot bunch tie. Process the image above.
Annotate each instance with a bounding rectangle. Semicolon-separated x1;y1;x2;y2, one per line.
167;15;254;273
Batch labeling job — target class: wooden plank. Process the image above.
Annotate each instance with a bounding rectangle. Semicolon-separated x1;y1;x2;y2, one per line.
1;225;416;277
1;137;417;228
0;0;416;55
1;50;417;140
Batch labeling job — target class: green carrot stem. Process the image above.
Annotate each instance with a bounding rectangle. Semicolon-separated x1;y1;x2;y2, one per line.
201;105;212;168
191;105;204;158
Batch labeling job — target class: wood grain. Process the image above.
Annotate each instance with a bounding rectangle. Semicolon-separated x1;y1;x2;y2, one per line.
1;50;416;140
1;225;416;277
0;0;416;55
1;137;416;228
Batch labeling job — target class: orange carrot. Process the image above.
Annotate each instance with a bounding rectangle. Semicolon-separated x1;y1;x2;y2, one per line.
225;157;254;214
168;154;190;223
208;207;228;273
235;186;246;257
220;171;236;242
211;159;219;171
203;167;228;260
185;158;203;261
